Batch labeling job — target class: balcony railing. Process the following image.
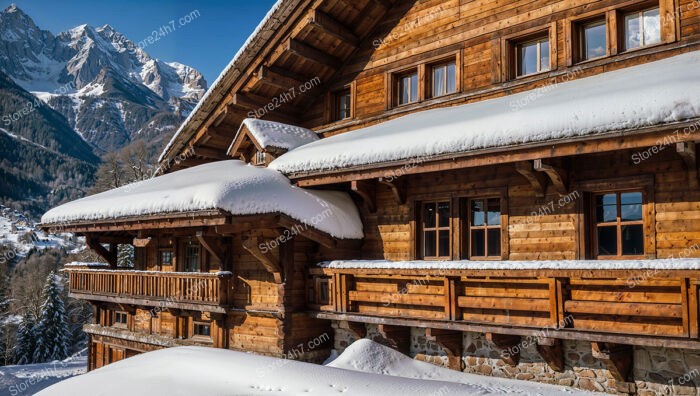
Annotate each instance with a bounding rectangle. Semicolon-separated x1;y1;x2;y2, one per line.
67;269;233;312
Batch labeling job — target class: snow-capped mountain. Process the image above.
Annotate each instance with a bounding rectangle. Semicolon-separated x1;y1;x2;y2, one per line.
0;4;207;152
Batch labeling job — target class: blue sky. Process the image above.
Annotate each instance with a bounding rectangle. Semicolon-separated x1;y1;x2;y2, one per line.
1;0;277;84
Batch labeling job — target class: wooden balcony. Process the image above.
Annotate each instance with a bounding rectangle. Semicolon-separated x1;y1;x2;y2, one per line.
308;266;700;350
67;269;233;313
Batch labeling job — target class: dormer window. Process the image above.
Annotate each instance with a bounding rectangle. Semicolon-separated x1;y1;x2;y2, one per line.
254;151;267;166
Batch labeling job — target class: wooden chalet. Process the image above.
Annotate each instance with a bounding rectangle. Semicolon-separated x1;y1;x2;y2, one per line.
42;0;700;394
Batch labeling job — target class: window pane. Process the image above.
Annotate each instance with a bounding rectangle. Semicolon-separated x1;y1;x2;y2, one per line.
487;199;501;225
438;230;450;257
185;245;199;272
643;8;661;46
518;41;539;76
621;192;643;221
597;226;618;256
583;20;606;60
423;203;436;228
433;65;445;97
438;202;450;227
625;13;642;50
446;63;456;94
410;73;418;102
424;230;436;257
595;194;617;223
471;229;485;257
622;224;644;255
540;40;550;71
400;76;410;104
487;229;501;256
471;200;485;226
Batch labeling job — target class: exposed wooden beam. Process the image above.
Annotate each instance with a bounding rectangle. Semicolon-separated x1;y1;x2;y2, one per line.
676;141;698;185
257;65;304;91
192;146;229;161
286;38;341;70
591;342;633;382
277;215;337;249
86;238;117;268
486;333;521;366
514;161;546;198
368;0;393;11
536;338;565;372
374;324;410;354
307;9;359;47
231;93;301;124
426;328;464;370
241;236;282;283
196;231;226;264
534;159;568;196
351;180;377;213
378;177;406;205
132;237;152;248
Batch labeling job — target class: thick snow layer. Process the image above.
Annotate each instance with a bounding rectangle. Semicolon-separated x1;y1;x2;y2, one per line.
233;118;319;151
41;160;363;239
38;341;589;396
328;339;589;395
320;258;700;270
270;51;700;175
0;350;87;396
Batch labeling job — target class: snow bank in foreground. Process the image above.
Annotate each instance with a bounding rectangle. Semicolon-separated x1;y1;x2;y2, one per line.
328;339;589;395
41;160;363;239
270;51;700;175
38;341;590;396
320;258;700;270
0;350;86;396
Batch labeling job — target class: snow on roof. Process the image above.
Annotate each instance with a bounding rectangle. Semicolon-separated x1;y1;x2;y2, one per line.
270;51;700;175
38;341;589;396
158;0;289;163
231;118;319;152
320;258;700;270
41;160;363;239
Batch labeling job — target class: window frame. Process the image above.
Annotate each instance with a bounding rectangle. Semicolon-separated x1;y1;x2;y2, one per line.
515;36;551;78
192;321;212;338
419;200;452;260
183;241;201;272
394;69;420;106
113;311;128;329
620;5;662;52
428;60;457;98
160;249;174;267
466;197;504;260
333;88;352;121
575;16;609;63
591;190;646;259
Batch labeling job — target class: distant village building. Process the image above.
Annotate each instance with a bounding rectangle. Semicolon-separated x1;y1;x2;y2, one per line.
42;0;700;394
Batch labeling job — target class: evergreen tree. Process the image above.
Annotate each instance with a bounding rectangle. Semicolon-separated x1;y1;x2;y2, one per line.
14;310;36;364
32;272;70;363
117;244;134;268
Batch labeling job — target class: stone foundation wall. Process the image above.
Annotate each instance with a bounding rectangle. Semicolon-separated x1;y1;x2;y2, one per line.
330;321;700;395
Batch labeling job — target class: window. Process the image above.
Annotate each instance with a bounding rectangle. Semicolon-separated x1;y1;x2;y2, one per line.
334;88;351;121
623;7;661;51
593;191;644;258
193;321;211;337
113;311;128;328
160;250;173;266
421;201;451;258
577;18;607;61
468;198;501;258
184;243;200;272
430;61;456;97
254;151;267;166
515;36;550;77
396;70;418;105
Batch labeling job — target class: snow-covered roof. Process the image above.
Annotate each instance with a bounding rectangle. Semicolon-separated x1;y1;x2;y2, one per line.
230;118;319;152
158;0;292;163
320;258;700;270
270;51;700;175
41;160;363;239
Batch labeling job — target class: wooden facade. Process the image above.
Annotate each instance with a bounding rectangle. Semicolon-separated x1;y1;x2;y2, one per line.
42;0;700;393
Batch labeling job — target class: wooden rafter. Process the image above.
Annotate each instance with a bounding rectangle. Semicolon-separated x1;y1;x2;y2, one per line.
486;333;521;366
515;161;546;198
241;236;283;283
256;66;305;92
351;180;377;213
192;146;228;161
196;231;226;264
426;328;464;370
277;215;337;249
676;142;699;185
378;177;406;205
286;38;341;70
534;159;568;196
591;342;633;382
307;9;359;47
536;338;564;372
86;238;117;268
